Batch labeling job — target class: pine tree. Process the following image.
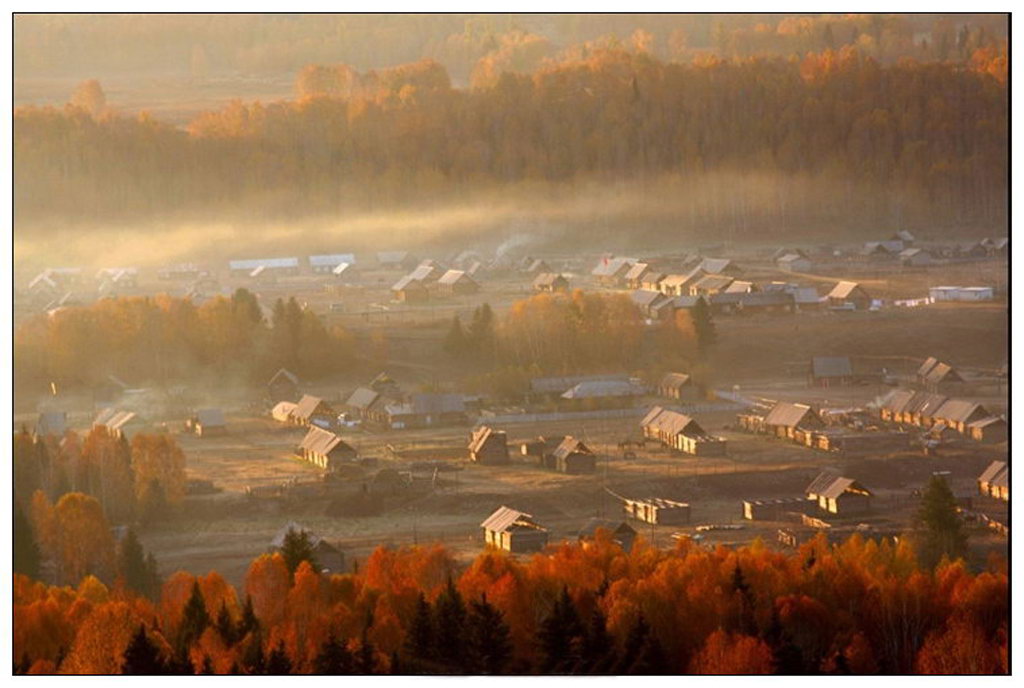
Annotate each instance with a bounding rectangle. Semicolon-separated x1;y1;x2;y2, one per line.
242;632;266;675
122;625;166;674
267;640;292;675
916;475;968;567
138;478;168;526
434;576;467;670
14;502;41;580
176;580;211;655
280;527;318;577
356;612;377;674
466;593;512;674
238;594;260;638
691;297;717;361
118;528;158;599
313;632;353;674
580;606;614;674
442;315;466;357
538;586;584;673
216;601;237;646
403;592;435;665
200;654;215;674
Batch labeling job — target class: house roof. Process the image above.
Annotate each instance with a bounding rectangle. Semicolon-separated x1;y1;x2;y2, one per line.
437;269;476;286
408;265;437;281
763;401;817;428
623;262;650;281
561;379;643;399
659;372;692;390
346;387;380;410
879;388;916;414
481;506;546;533
776;253;808;265
641;406;667;426
643;408;706;438
391;274;427;292
916;357;940;378
978;461;1008;486
468;426;506;453
893;230;915;241
293;394;329;421
298;426;354;457
924;362;963;385
699;258;738;274
632;289;667;308
723;280;755;294
332;262;353;275
935;399;987;423
534;272;566;287
711;292;794;307
828;281;865;299
805;470;842;496
229;257;299;270
272;401;297;421
377;251;410;264
806;471;871;499
531;374;628;394
690;274;735;292
591;257;634;277
968;416;1006;430
661;267;706;289
551;436;593;460
194;408;225;427
673;295;708;309
309;253;356;267
812;357;853;379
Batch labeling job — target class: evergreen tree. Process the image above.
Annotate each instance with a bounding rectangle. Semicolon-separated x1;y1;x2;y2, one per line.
242;632;266;675
356;612;377;674
280;527;318;577
434;576;467;670
267;640;292;675
691;297;717;362
466;593;512;674
313;632;353;674
916;475;969;567
122;625;166;674
118;528;160;599
538;586;584;673
215;601;237;646
14;501;41;580
442;315;466;357
138;478;168;526
176;580;211;655
238;594;260;638
403;592;435;664
579;606;614;674
200;654;215;674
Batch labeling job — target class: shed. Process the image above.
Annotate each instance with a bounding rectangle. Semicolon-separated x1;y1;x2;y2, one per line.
468;426;510;464
977;461;1008;500
481;506;549;553
827;281;871;310
269;522;346;573
657;372;698;400
268;368;300;404
436;269;480;296
762;402;823;438
809;357;854;387
291;395;336;428
549;436;597;474
189;408;226;437
805;471;872;515
391;275;429;303
577;518;637;552
296;426;357;470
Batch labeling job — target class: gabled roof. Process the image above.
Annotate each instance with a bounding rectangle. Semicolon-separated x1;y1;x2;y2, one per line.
935;399;987;423
293;394;330;421
811;357;853;379
437;269;476;286
912;393;949;417
659;372;692;390
979;461;1008;485
561;379;643;399
807;473;871;499
468;426;506;453
531;374;628;394
924;362;963;385
534;272;566;288
481;506;546;533
673;295;708;309
805;470;842;496
345;387;380;410
776;253;808;264
968;416;1006;430
763;401;818;428
269;368;298;386
591;257;634;277
893;230;915;242
392;274;427;292
623;262;650;281
916;357;940;378
879;388;916;414
194;408;225;427
690;274;734;292
272;401;297;421
299;425;354;457
828;281;865;299
632;289;667;308
641;406;667;426
699;258;739;275
723;280;755;294
577;518;636;540
551;436;594;460
408;265;437;281
660;267;706;290
644;408;706;438
309;253;356;267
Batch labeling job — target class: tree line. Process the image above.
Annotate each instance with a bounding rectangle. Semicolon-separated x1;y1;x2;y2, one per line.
15;43;1007;232
15;290;356;395
13;517;1007;675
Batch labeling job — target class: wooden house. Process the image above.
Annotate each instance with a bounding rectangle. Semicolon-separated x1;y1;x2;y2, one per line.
967;416;1007;444
689;274;735;296
291;395;337;428
344;387;388;424
577;518;637;552
657;372;698;401
623;262;653;290
805;471;872;515
188;408;226;437
533;273;569;292
878;388;916;422
762;402;824;438
268;368;300;404
632;289;672;320
481;506;549;553
700;258;743;275
436;269;480;296
468;426;510;464
932;399;991;434
271;401;297;423
591;257;635;287
809;357;854;387
827;281;871;310
520;436;561;460
659;269;705;296
977;461;1008;501
549;436;597;474
776;253;812;272
640;273;667;291
641;407;726;456
383;394;466;429
922;362;965;393
269;522;346;573
742;497;810;521
296;426;357;470
621;495;690;525
391;275;429;303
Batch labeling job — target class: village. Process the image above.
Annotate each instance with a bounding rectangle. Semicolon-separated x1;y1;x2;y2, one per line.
14;231;1009;588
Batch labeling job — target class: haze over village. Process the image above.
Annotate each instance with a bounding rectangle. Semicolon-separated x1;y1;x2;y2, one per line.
12;12;1009;676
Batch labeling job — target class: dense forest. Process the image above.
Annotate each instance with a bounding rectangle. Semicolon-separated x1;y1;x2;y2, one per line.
15;37;1007;240
13;530;1009;674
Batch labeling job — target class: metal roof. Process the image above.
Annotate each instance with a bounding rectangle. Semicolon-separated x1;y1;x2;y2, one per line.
551;436;593;460
812;357;853;379
391;274;426;291
298;425;354;457
437;269;475;286
408;265;437;281
631;289;665;307
293;394;329;421
828;281;864;299
531;374;628;394
228;257;299;270
561;379;644;399
345;387;380;410
309;254;356;267
643;408;706;438
763;401;817;428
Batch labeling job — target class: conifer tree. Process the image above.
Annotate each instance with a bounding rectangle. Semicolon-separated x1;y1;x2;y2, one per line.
122;625;166;674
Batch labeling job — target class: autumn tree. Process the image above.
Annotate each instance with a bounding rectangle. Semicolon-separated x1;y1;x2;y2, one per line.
14;502;41;580
51;492;115;585
69;79;107;117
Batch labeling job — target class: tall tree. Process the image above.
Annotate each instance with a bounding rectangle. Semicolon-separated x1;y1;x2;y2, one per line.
916;475;968;567
280;527;319;577
121;625;167;675
538;586;584;673
176;581;211;656
14;501;41;580
465;593;512;674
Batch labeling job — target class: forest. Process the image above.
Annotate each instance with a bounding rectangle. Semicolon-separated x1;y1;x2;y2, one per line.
15;38;1008;238
13;528;1009;675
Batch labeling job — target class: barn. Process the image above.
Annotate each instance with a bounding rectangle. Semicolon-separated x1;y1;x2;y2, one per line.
549;436;597;474
296;426;357;470
657;372;698;401
827;281;871;310
291;395;337;428
468;426;510;464
436;269;480;296
805;471;872;515
481;506;549;553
